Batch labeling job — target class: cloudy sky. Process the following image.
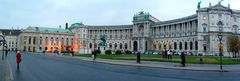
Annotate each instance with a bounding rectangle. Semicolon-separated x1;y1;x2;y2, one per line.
0;0;240;29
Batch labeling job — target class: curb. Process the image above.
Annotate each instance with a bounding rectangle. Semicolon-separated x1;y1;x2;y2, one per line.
52;55;228;72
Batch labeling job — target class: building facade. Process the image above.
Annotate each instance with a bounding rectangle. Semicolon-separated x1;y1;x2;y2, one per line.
0;29;20;51
1;2;238;56
69;3;240;56
18;26;75;52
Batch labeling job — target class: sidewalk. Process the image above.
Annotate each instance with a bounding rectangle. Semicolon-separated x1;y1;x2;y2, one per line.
0;56;14;81
46;53;240;72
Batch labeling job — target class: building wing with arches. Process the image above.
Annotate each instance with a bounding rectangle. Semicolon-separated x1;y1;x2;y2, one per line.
69;3;240;56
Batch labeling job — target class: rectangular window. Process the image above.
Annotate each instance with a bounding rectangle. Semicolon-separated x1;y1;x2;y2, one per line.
29;36;31;44
234;17;237;22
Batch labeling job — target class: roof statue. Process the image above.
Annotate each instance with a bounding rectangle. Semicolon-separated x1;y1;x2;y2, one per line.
197;1;202;9
219;0;224;5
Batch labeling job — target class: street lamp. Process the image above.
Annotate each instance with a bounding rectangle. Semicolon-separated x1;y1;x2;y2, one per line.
217;21;224;70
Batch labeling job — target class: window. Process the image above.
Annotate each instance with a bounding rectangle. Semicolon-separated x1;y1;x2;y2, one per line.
40;37;42;45
24;36;27;40
39;47;42;50
234;17;237;22
179;42;182;50
195;41;198;50
185;42;188;50
218;14;222;19
33;37;36;45
203;28;206;32
202;24;207;32
125;43;128;49
29;36;31;44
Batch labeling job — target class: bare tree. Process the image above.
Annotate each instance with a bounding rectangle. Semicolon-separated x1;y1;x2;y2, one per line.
227;35;240;58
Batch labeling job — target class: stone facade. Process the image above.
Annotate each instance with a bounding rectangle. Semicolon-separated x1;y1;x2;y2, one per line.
70;3;240;56
2;3;238;56
0;29;20;51
18;26;74;52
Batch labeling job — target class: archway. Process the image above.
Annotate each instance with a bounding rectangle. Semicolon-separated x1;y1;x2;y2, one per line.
109;43;112;49
158;42;162;50
120;43;123;49
89;43;92;49
195;41;198;50
179;42;182;50
164;41;167;50
133;41;138;51
145;41;148;51
185;42;188;50
174;42;177;50
114;43;118;49
169;41;172;49
190;42;193;50
124;43;128;49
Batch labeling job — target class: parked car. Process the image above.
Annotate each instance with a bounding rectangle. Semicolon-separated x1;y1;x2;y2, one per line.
153;51;161;55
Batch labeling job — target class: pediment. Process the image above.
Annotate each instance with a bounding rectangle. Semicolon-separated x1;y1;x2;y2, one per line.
209;4;231;11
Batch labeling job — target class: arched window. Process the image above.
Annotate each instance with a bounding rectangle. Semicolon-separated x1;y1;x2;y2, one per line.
109;43;112;49
94;43;97;49
185;42;188;50
190;42;193;50
179;42;182;50
120;43;123;49
114;43;117;49
89;43;92;49
124;43;128;49
174;42;177;50
159;42;162;50
195;41;198;50
202;23;207;32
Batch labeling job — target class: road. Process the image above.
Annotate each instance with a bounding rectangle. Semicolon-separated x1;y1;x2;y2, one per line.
2;52;240;81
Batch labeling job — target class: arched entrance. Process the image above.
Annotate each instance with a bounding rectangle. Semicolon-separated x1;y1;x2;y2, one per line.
190;42;193;50
145;41;148;51
179;42;182;50
174;42;177;50
133;41;138;51
164;41;167;50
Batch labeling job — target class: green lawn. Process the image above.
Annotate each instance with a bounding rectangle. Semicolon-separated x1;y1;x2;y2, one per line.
73;54;240;64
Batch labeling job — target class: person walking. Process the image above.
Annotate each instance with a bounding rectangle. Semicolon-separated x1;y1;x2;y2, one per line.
180;51;186;67
16;51;22;69
92;50;97;61
136;51;141;63
167;50;171;60
5;49;8;57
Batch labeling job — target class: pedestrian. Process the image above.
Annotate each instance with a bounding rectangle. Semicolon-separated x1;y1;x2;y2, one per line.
16;51;22;69
5;49;8;57
164;50;167;58
92;50;97;61
136;51;141;63
167;50;171;60
180;51;186;67
170;50;173;60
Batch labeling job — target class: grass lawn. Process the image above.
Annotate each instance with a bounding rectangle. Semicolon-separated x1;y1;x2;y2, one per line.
73;54;240;64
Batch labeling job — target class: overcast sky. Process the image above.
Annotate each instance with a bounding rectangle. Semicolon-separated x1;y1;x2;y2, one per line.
0;0;240;29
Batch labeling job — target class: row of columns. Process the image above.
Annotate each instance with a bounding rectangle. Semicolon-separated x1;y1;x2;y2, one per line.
89;29;132;40
152;20;197;37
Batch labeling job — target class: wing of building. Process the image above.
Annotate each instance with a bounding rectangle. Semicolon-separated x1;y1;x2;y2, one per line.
0;29;20;51
4;2;239;56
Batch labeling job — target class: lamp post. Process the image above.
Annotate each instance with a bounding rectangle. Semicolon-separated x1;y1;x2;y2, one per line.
217;21;224;70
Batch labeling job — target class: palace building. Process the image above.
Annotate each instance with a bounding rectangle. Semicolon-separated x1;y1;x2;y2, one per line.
4;2;239;56
68;2;240;56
